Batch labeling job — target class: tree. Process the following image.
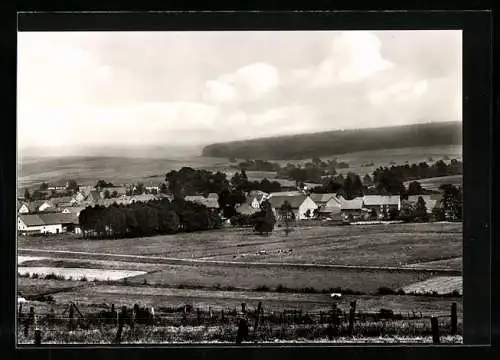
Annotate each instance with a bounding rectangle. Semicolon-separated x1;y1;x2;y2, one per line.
39;182;49;191
160;183;168;194
103;190;111;199
407;181;423;196
67;180;79;194
363;174;373;187
134;183;145;195
440;184;462;221
95;180;113;190
23;188;31;201
111;190;118;198
304;209;312;219
414;196;428;221
253;200;275;235
431;207;446;222
279;201;295;236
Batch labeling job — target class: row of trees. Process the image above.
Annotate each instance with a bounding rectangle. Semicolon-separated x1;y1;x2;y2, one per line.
78;198;221;239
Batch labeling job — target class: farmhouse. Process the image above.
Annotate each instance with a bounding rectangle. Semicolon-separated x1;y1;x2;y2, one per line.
309;193;337;207
340;197;364;220
49;196;76;209
316;195;343;219
362;195;401;215
18;213;79;235
406;195;443;213
246;190;269;209
235;203;260;216
269;195;318;221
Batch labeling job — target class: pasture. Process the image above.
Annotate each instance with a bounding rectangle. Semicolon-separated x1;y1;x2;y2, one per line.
404;175;462;191
18;223;462;269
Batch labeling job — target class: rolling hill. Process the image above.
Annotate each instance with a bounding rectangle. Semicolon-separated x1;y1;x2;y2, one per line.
202;122;462;160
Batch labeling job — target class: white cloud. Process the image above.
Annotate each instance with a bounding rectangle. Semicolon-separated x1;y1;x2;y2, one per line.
203;62;279;104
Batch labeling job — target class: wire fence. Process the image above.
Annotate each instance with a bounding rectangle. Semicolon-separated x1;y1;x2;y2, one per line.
17;300;462;344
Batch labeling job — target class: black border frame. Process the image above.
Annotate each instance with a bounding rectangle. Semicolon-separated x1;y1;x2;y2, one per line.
2;8;494;360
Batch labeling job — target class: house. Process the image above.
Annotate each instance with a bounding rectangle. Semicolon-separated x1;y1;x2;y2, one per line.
18;213;79;235
207;193;219;200
235;203;260;216
269;195;318;221
49;196;76;209
88;190;101;204
130;194;158;203
309;193;337;207
73;191;87;204
246;190;270;209
340;197;364;220
362;195;401;214
61;206;86;217
18;203;30;214
406;195;443;214
317;195;343;219
38;201;54;212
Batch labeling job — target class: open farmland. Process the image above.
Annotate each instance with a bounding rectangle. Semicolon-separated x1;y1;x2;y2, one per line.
18;223;462;269
404;175;462;191
402;277;462;295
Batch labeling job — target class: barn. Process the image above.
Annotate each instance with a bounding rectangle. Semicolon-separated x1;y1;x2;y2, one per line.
18;213;79;235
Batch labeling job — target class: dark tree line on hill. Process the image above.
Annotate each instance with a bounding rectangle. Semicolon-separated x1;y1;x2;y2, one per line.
78;198;221;239
202;122;462;160
166;167;229;198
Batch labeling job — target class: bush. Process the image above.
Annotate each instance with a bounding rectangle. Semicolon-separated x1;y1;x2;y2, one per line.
45;273;66;281
80;276;88;282
255;285;270;292
376;286;396;295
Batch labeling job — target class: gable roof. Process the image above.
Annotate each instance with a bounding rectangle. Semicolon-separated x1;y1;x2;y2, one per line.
362;195;401;206
48;196;74;206
340;197;364;210
19;213;78;227
269;195;308;209
309;193;337;205
269;191;303;197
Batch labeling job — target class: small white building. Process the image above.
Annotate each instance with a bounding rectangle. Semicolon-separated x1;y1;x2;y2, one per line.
18;213;79;235
269;195;318;220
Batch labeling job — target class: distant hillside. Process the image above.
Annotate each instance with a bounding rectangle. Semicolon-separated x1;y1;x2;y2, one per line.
202;122;462;160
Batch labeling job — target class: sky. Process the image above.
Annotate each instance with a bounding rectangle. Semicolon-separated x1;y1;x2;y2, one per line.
17;30;462;156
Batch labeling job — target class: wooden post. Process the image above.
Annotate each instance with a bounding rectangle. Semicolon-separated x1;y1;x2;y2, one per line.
431;317;440;344
48;307;55;326
34;329;41;345
241;303;246;314
68;304;75;331
254;302;262;334
221;309;224;322
209;307;213;319
348;300;357;336
115;306;126;344
236;317;248;344
18;303;23;322
197;308;201;325
451;303;458;335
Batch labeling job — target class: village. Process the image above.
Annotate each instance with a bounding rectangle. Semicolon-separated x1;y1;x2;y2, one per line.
17;172;454;237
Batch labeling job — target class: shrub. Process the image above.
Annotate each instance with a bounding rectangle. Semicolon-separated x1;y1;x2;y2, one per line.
376;286;396;295
255;285;270;292
80;276;88;282
45;273;65;280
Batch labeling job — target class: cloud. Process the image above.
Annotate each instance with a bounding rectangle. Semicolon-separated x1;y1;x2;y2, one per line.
203;62;279;104
17;31;462;154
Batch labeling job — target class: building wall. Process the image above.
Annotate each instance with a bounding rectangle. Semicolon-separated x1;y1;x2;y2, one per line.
18;220;63;234
38;202;52;212
297;197;319;220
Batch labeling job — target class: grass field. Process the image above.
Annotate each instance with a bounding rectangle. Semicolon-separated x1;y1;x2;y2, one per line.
19;223;462;269
402;277;462;295
404;175;462;191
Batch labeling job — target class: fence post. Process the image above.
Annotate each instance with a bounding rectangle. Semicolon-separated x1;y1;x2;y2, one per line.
34;328;41;345
68;304;75;331
254;302;262;334
48;307;55;326
221;309;224;322
451;303;458;335
241;303;246;314
348;300;357;336
115;306;126;344
431;317;440;344
197;308;201;325
18;302;23;322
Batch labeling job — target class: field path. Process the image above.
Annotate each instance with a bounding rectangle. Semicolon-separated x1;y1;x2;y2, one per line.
18;248;461;275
